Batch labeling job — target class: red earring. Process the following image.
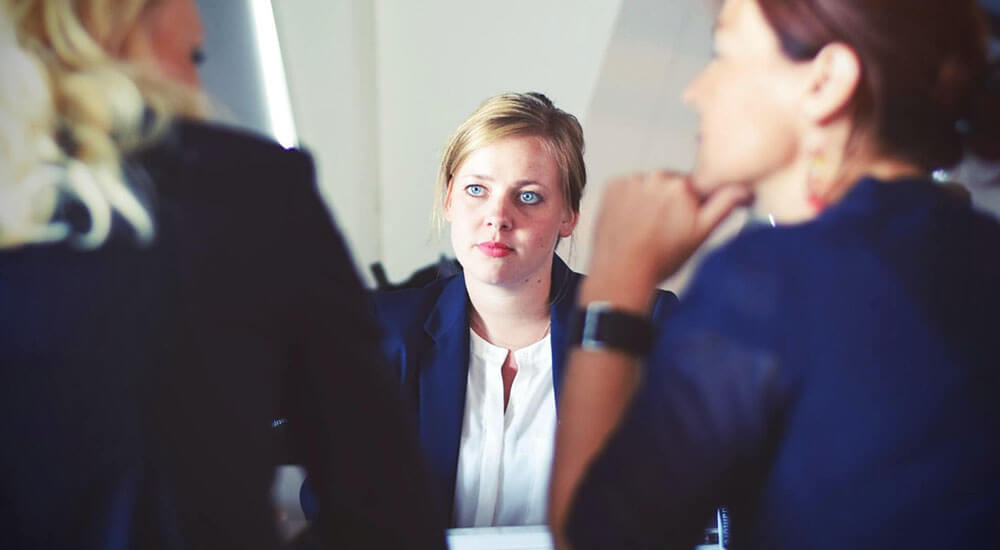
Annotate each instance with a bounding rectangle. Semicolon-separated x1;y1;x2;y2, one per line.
806;154;830;212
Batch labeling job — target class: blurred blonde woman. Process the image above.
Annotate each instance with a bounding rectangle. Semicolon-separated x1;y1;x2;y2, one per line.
0;1;444;548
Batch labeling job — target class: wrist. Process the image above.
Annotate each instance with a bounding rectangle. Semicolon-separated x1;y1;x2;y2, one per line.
570;300;655;357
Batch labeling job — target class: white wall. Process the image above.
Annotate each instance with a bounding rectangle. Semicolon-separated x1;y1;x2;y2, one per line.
271;1;381;283
265;0;998;290
268;0;724;288
268;0;631;284
196;0;272;138
373;0;624;282
570;0;730;292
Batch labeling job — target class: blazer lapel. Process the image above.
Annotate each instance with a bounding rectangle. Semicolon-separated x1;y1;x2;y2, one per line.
549;255;581;402
420;273;470;519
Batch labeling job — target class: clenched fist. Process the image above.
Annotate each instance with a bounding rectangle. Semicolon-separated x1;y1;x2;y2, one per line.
582;172;750;311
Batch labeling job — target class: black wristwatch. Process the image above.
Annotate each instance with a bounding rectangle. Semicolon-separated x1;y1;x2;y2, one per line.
569;301;655;357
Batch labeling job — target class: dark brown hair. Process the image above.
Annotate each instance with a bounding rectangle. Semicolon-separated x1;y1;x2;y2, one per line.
757;0;1000;169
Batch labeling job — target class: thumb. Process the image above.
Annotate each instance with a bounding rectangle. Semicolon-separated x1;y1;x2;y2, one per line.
695;184;751;240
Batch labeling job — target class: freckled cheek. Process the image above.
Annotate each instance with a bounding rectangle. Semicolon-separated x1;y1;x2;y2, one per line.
520;221;563;251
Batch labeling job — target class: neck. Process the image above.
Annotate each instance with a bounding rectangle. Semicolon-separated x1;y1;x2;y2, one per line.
752;156;816;224
845;158;924;187
821;154;925;204
466;260;553;350
752;149;924;225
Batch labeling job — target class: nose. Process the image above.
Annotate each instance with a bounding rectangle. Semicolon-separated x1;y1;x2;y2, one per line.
484;195;513;231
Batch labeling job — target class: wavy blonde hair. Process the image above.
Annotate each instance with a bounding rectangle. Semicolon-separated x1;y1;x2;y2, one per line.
433;92;586;233
0;0;205;249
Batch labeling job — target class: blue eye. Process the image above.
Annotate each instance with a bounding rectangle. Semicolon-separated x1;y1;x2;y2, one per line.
466;184;485;196
519;191;541;204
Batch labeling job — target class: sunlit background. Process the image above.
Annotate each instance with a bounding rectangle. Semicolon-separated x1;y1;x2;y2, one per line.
195;0;999;294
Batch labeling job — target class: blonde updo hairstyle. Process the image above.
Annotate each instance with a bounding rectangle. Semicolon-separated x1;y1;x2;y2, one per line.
0;0;205;249
434;92;586;233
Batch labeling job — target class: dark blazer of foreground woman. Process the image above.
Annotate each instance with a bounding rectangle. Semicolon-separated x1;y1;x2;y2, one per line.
374;255;679;522
0;121;445;550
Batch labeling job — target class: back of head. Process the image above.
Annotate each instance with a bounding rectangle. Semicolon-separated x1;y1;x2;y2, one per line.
0;0;204;250
757;0;1000;170
434;92;586;230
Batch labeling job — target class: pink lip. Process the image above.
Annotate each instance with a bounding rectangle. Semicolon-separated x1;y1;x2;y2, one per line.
477;241;514;258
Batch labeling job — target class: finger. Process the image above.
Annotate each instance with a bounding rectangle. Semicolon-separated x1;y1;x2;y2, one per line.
650;170;690;190
695;184;752;238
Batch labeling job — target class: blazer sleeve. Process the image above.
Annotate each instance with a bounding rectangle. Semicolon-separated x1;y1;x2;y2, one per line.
276;152;446;549
370;290;428;411
566;237;789;549
651;287;680;325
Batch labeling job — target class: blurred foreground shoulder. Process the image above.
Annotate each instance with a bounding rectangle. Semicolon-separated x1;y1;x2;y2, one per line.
133;119;316;197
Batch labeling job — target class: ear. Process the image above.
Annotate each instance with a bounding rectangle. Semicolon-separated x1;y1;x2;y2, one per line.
801;42;861;124
559;209;579;238
443;179;455;222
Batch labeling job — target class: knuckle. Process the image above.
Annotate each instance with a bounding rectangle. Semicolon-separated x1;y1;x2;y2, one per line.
654;169;678;182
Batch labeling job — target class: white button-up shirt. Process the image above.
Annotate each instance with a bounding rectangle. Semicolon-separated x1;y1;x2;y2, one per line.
452;329;557;527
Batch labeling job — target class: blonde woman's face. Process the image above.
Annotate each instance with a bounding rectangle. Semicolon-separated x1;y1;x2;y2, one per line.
126;0;204;87
682;0;808;192
445;135;577;288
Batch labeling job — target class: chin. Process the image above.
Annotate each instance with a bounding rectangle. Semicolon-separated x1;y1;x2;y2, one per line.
691;169;723;194
456;252;503;282
692;165;752;195
465;264;515;286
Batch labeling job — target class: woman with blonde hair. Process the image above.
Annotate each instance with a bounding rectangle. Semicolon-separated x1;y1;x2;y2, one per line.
550;0;1000;548
0;1;444;547
374;92;678;527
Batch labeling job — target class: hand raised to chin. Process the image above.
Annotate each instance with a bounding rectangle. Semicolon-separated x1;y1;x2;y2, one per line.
585;171;750;309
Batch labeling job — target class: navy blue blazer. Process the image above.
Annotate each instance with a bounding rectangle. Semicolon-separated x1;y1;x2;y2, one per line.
0;121;445;550
567;177;1000;549
374;255;678;523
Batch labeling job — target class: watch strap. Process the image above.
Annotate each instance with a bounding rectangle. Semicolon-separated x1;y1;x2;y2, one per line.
569;301;654;356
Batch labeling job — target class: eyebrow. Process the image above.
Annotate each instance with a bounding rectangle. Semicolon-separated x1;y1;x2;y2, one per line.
459;174;542;187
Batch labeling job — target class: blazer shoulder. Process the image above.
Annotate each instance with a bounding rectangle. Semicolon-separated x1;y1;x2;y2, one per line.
374;276;456;339
174;119;309;163
557;264;675;323
132;119;314;196
651;287;680;324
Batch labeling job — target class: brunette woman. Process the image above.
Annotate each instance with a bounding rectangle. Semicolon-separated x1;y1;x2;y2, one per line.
550;0;1000;548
